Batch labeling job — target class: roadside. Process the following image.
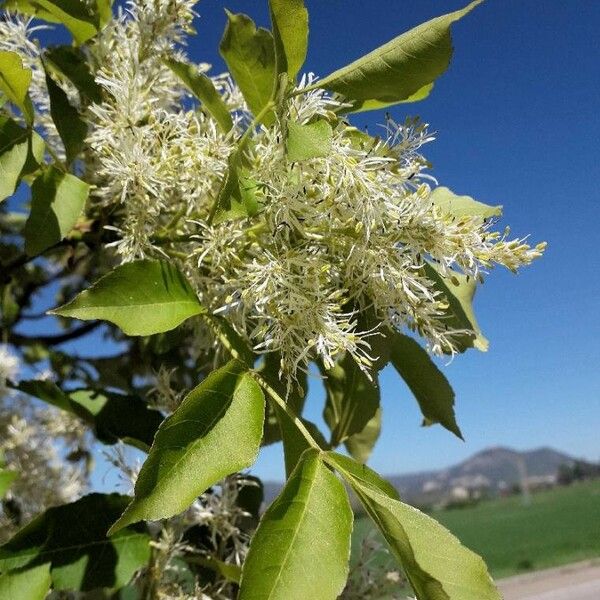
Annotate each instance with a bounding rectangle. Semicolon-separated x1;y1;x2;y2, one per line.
498;559;600;600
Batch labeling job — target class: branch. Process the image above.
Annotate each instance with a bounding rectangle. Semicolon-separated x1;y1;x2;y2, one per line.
8;321;101;346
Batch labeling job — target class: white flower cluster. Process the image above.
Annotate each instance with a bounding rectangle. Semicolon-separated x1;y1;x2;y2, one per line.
0;344;19;394
0;394;89;542
3;1;545;385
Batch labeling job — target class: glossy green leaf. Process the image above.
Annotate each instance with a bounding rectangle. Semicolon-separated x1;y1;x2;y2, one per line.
109;360;265;533
316;1;482;111
424;263;489;352
0;494;151;592
239;449;352;600
17;379;164;450
44;67;87;164
431;186;502;219
0;563;51;600
343;479;500;600
344;406;382;463
286;118;333;161
0;115;43;202
389;333;462;439
50;259;204;336
0;50;33;123
164;58;233;132
5;0;99;44
219;11;275;124
23;166;89;255
45;46;103;103
269;0;308;81
320;354;380;447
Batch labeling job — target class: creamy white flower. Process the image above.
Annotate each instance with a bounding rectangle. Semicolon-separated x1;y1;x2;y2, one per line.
0;345;19;393
80;0;544;384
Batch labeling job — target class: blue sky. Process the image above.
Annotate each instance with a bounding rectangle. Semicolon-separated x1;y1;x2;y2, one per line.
15;0;600;485
191;0;600;480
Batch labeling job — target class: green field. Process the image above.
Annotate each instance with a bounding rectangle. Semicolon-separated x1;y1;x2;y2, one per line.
353;479;600;581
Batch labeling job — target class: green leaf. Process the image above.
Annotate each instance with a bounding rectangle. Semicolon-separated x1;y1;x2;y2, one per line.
5;0;99;44
431;186;502;219
320;354;380;447
316;1;482;111
424;263;489;352
68;389;164;450
23;166;89;256
0;115;43;202
45;46;103;103
0;50;33;123
348;83;435;113
50;259;204;336
322;451;400;500
344;406;381;463
95;0;113;27
44;67;87;164
286;118;333;161
17;379;164;450
0;563;51;600
0;467;17;499
164;59;233;133
269;0;308;81
0;494;151;592
211;151;261;223
239;449;352;600
219;11;276;125
109;360;265;533
340;476;500;600
389;332;463;439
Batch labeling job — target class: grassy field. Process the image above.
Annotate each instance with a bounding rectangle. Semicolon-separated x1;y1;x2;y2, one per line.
353;479;600;580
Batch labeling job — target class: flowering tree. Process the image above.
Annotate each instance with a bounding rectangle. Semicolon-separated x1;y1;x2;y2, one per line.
0;0;545;598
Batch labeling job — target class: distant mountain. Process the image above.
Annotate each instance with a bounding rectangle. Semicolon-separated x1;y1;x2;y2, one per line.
387;446;575;502
260;446;576;505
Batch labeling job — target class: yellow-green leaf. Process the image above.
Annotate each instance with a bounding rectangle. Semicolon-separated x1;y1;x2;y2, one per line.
0;563;51;600
316;1;482;111
50;260;204;336
269;0;308;81
164;58;233;132
431;186;502;219
239;449;352;600
219;11;276;125
331;454;500;600
44;67;87;164
286;118;333;162
23;166;89;255
0;494;150;592
5;0;99;44
0;115;43;202
389;332;462;439
109;360;265;533
424;263;489;352
0;50;33;123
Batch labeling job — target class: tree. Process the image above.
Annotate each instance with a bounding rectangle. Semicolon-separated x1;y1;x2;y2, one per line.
0;1;544;598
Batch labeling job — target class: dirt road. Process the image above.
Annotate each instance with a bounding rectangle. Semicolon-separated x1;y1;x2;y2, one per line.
498;560;600;600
